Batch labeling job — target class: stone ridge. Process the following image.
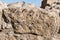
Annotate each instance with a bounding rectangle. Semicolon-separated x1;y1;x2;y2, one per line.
0;1;59;40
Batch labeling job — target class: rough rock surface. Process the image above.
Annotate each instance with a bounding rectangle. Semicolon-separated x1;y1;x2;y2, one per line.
41;0;60;40
0;1;59;40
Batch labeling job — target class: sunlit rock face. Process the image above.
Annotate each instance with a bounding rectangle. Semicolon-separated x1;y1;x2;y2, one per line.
41;0;60;40
47;0;57;5
0;1;59;40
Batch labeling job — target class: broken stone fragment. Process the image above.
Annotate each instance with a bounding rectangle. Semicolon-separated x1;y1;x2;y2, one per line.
0;1;59;40
3;6;58;40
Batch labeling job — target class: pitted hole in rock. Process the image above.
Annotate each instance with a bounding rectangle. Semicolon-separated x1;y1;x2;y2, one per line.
56;7;60;9
0;30;2;32
20;39;23;40
56;2;60;5
29;27;32;30
49;7;52;9
0;29;2;32
58;28;60;34
22;9;27;12
59;13;60;17
0;25;3;32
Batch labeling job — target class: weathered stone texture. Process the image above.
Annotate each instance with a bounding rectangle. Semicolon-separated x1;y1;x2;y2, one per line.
0;0;59;40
